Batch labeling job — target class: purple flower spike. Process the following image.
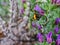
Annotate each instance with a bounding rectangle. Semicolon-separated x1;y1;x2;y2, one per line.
54;26;59;33
37;25;42;30
56;0;60;5
37;33;44;42
34;5;40;12
46;32;52;44
51;0;60;5
51;0;56;4
32;22;36;27
20;8;24;14
22;0;26;3
40;9;45;16
56;34;60;45
34;5;45;15
55;18;60;25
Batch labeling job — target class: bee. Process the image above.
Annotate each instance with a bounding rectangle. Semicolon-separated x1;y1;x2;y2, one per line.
33;8;46;20
33;14;37;20
33;13;41;20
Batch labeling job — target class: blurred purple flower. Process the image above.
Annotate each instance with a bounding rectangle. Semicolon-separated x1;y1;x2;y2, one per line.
55;18;60;25
54;26;59;33
20;8;24;14
22;0;26;3
46;32;52;44
51;0;60;5
37;33;44;42
56;0;60;5
37;24;42;30
34;5;45;15
32;22;36;27
56;34;60;45
51;0;56;4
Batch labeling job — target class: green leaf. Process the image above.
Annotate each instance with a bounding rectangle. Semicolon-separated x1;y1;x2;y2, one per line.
51;42;55;45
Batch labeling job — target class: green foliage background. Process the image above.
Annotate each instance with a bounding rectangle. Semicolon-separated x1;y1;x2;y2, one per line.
0;0;9;21
30;0;60;34
29;0;60;45
0;0;60;45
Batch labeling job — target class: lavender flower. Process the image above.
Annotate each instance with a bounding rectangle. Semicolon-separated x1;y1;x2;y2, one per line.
46;32;52;44
55;18;60;25
32;22;36;27
51;0;60;5
51;0;56;4
34;5;45;15
37;33;44;42
20;8;24;14
56;0;60;5
56;34;60;45
37;25;42;30
54;26;59;33
22;0;26;3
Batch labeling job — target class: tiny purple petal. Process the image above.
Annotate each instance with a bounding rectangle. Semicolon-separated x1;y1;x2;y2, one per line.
51;0;60;5
51;0;56;4
38;25;42;30
34;5;45;15
22;0;26;3
47;32;52;38
20;8;24;14
46;37;52;44
56;34;60;45
39;9;45;16
37;33;44;42
34;5;41;12
57;34;60;39
55;18;60;25
54;26;59;33
46;32;52;44
32;22;36;27
56;0;60;5
56;39;60;45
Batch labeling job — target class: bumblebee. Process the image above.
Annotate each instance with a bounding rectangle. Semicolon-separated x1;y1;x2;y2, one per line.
33;14;37;20
33;13;41;20
33;9;46;20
